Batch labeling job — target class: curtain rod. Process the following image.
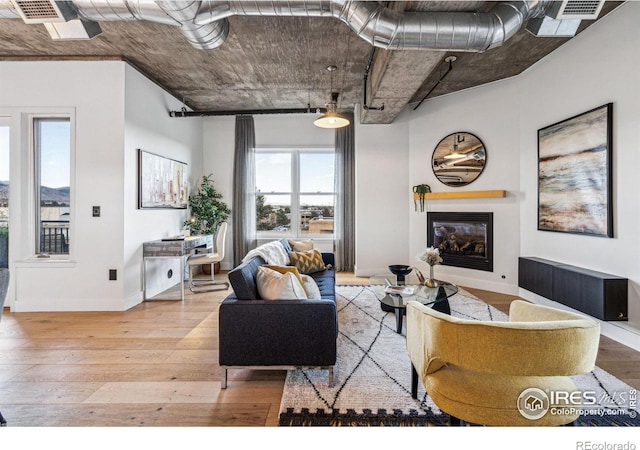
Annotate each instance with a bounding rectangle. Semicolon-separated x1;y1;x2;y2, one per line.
169;107;327;117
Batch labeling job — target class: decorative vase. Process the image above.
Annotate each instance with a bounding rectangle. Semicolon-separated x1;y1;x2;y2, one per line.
202;262;221;275
425;265;439;288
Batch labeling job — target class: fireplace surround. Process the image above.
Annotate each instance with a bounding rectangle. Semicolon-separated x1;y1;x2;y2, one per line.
427;212;493;272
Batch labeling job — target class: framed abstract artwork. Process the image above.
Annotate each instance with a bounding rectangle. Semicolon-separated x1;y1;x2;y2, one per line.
537;103;613;237
138;149;188;209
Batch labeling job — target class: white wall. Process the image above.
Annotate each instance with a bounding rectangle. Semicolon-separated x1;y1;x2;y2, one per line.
401;2;640;347
354;108;410;276
123;65;203;306
202;113;334;267
517;2;640;344
406;78;522;293
0;61;202;311
1;61;127;311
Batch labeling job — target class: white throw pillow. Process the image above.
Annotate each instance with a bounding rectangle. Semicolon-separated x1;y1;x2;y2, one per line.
256;266;307;300
288;239;314;252
300;274;322;300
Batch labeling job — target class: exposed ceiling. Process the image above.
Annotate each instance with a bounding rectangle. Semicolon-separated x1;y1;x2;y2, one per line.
0;1;623;124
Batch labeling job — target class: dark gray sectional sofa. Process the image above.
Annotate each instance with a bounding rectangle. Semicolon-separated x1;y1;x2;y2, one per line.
218;240;337;388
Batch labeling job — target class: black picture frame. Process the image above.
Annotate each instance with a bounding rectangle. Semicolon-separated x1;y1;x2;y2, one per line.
138;149;188;209
427;212;493;272
537;103;613;237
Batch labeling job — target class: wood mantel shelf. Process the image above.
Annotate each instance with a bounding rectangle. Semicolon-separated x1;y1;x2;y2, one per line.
413;190;506;200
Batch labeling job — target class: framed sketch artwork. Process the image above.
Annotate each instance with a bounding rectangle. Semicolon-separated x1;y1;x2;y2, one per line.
138;149;188;209
537;103;613;237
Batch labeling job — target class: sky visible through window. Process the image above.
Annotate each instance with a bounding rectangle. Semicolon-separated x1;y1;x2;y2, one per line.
0;122;70;187
39;120;71;189
256;151;334;206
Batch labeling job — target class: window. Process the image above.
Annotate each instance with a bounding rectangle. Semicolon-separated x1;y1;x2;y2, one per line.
0;118;9;267
34;118;71;255
255;148;335;238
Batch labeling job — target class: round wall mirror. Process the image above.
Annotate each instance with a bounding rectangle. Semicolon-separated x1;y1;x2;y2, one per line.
432;132;487;187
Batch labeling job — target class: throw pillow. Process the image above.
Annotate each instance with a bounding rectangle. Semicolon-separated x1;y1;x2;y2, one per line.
256;266;307;300
288;239;314;252
264;264;304;286
300;274;322;300
289;248;326;274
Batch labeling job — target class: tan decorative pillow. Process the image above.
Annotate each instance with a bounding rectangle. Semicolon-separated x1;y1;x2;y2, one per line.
300;274;322;300
264;264;304;286
288;248;326;274
288;239;314;252
256;266;307;300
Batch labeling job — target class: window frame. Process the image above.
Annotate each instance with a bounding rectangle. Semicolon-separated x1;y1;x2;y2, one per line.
0;117;10;269
255;146;335;239
28;113;75;260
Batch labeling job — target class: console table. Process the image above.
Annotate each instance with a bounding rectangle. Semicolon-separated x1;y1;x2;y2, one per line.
143;235;213;301
518;257;628;321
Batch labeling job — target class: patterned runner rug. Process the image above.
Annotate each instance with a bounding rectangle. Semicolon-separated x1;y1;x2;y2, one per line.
278;285;640;426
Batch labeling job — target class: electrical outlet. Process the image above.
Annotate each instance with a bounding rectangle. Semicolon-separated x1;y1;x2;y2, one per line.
109;269;117;280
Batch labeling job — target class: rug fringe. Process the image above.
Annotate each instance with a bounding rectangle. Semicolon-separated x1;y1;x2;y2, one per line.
278;407;449;427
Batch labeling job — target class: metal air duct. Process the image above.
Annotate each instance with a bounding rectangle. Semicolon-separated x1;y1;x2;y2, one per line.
73;0;229;49
194;0;552;52
1;0;555;52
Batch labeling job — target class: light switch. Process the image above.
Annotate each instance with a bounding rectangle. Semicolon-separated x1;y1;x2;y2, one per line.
93;206;100;217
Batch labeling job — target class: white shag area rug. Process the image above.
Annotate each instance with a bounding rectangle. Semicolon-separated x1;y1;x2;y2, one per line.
278;285;640;426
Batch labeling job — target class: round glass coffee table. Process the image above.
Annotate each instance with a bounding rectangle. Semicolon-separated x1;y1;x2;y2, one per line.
369;272;458;334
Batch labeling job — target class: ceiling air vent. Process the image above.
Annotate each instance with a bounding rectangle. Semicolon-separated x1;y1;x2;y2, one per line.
547;0;605;20
10;0;76;23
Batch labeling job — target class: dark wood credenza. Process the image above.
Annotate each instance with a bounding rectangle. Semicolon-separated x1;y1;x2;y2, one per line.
518;257;628;321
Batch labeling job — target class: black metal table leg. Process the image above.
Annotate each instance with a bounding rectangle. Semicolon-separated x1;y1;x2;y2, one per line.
0;411;6;426
394;307;403;333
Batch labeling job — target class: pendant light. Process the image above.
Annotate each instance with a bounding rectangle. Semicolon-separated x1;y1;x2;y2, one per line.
443;133;466;159
314;65;350;129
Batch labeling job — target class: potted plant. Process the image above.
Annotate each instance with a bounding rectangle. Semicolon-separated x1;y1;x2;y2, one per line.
184;174;230;274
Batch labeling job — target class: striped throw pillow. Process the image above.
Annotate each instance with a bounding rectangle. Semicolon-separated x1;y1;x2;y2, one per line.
288;248;326;274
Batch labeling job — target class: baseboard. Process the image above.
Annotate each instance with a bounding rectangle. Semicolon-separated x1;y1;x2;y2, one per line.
519;289;640;352
445;275;519;297
354;266;394;278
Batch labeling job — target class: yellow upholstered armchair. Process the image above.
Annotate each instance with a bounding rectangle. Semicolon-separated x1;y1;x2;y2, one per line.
406;299;601;426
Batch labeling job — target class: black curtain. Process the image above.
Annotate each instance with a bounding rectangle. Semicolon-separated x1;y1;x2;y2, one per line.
232;115;256;267
334;113;355;272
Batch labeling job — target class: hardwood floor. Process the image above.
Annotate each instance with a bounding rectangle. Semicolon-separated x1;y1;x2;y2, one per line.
0;273;638;427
